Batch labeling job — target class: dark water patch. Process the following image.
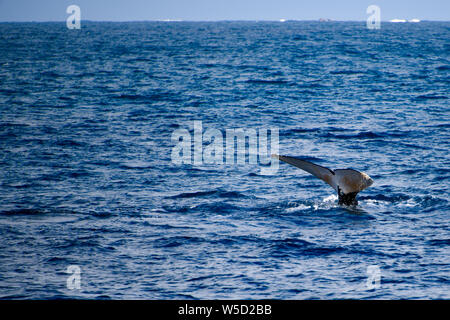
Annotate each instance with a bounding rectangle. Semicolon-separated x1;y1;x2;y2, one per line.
271;238;347;257
58;95;76;101
283;126;352;138
329;70;364;75
425;123;450;129
167;190;218;199
185;167;221;174
142;221;195;230
326;129;421;140
236;64;271;71
167;189;246;199
214;237;238;246
18;137;48;145
44;294;78;300
0;122;30;129
3;182;40;189
0;295;28;300
217;191;247;198
342;246;379;257
170;293;198;299
127;108;153;118
416;195;447;208
153;236;205;248
40;168;95;181
436;65;450;71
67;169;93;178
413;94;447;100
359;193;411;203
186;275;218;282
45;256;71;264
89;211;116;219
83;159;121;167
427;239;450;246
245;79;289;85
271;238;314;250
54;139;86;148
161;204;192;213
303;246;347;256
115;93;149;100
283;127;319;135
398;169;423;175
433;168;450;175
321;131;383;139
396;142;431;150
119;162;154;170
192;202;241;215
54;237;100;249
0;208;44;216
292;35;308;41
79;225;133;234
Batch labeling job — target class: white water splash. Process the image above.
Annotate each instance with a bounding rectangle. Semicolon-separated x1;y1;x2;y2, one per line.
285;203;310;212
322;194;338;203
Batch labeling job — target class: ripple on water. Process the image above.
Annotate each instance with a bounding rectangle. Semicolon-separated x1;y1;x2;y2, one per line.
0;21;448;299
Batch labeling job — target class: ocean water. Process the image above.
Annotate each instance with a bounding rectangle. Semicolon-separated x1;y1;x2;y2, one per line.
0;21;449;299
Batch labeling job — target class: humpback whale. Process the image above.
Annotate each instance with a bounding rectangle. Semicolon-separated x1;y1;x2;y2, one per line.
272;155;374;206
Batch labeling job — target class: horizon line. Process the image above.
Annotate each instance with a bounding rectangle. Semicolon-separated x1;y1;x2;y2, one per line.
0;19;448;23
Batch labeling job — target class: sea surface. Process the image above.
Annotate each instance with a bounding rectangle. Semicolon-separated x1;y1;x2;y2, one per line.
0;21;449;299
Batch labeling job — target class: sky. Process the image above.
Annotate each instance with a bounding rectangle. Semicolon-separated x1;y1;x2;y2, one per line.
0;0;449;22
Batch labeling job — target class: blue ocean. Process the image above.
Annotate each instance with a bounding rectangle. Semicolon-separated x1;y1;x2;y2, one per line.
0;21;448;299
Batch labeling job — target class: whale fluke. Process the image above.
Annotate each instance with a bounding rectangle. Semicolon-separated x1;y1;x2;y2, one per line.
272;154;374;205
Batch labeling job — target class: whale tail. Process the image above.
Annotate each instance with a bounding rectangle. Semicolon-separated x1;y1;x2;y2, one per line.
272;154;374;206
